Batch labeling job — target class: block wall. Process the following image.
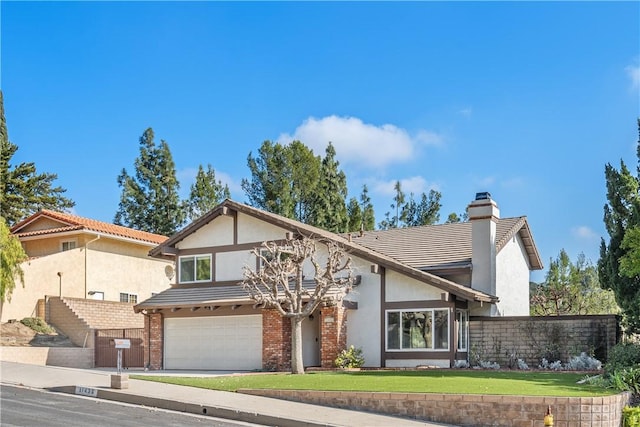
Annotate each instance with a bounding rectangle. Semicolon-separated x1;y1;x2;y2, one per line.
469;315;621;368
241;389;631;427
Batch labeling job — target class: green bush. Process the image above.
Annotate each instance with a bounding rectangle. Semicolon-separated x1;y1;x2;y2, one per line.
623;406;640;427
334;345;365;369
609;368;640;395
20;317;56;334
605;343;640;375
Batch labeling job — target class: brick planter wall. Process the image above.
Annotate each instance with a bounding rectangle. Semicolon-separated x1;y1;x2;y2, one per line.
240;388;632;427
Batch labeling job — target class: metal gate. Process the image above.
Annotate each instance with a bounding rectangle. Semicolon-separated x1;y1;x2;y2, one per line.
95;328;144;368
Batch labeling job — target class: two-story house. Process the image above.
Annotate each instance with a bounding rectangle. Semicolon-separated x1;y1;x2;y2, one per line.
134;193;542;371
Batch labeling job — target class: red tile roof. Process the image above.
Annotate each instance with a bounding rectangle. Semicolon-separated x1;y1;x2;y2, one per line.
11;209;168;245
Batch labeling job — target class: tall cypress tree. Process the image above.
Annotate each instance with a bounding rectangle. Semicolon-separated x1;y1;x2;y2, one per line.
0;91;75;225
114;128;184;236
184;164;231;222
360;184;376;231
311;143;348;233
598;119;640;333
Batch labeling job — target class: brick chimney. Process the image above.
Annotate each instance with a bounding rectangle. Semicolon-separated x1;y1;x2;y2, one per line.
468;192;499;315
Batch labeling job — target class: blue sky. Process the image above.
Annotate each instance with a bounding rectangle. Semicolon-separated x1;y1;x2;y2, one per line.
2;1;639;282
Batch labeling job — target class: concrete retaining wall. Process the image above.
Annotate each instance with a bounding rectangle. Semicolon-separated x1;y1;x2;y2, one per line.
0;346;94;369
240;388;631;427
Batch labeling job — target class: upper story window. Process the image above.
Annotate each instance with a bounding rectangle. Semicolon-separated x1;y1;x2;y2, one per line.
61;240;77;251
120;293;137;303
179;254;212;283
386;308;449;351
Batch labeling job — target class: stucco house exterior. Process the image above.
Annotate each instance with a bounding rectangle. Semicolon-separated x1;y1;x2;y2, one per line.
135;192;543;371
3;209;173;323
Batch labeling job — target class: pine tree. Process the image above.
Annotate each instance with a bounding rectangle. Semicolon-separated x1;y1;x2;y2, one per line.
598;119;640;333
346;197;363;233
114;128;184;236
0;91;75;225
242;141;297;219
403;190;442;226
184;164;231;222
310;143;348;233
360;184;376;231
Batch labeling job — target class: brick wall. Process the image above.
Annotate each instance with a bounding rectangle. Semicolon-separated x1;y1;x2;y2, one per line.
469;315;621;368
0;346;94;369
47;297;145;349
241;388;631;427
60;297;143;329
320;305;347;369
145;313;163;370
262;309;291;371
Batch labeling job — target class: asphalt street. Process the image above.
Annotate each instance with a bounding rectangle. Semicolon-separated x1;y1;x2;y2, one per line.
0;385;267;427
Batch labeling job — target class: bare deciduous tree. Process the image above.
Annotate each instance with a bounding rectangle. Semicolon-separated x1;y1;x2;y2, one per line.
242;235;355;374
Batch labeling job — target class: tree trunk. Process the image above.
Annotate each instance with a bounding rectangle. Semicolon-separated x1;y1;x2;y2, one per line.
290;316;305;374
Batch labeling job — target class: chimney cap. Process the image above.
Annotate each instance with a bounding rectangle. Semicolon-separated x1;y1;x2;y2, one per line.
475;192;492;201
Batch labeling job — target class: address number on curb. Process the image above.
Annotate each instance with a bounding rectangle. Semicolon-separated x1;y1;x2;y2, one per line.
75;386;98;397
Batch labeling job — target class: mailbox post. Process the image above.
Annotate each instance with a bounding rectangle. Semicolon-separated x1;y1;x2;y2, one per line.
111;339;130;389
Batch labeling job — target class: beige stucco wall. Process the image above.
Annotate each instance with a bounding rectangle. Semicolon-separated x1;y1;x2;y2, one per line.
343;256;382;367
495;233;531;316
2;235;172;323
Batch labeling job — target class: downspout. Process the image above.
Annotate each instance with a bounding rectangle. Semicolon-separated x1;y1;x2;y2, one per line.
84;235;101;299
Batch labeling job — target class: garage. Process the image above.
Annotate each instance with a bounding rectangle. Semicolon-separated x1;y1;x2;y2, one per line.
164;315;262;370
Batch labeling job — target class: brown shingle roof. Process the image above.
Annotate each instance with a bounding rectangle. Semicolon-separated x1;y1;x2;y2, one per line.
349;216;543;271
150;199;500;304
11;209;168;245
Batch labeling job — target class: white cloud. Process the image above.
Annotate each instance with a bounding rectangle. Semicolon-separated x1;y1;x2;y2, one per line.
277;115;443;169
372;176;439;197
571;226;598;241
458;107;473;117
626;63;640;90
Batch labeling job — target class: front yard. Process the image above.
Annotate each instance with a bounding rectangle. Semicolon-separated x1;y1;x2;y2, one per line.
131;369;614;397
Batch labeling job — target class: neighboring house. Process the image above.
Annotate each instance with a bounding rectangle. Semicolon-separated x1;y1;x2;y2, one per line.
135;192;543;371
3;210;173;323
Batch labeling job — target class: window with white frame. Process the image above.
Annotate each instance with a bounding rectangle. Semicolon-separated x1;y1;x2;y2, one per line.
386;309;449;351
119;293;137;303
179;254;212;283
456;309;469;352
61;240;77;251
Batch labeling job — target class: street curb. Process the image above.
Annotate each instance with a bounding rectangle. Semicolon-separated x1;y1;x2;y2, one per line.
50;385;338;427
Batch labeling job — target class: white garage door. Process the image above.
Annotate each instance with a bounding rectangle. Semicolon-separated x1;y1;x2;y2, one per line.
164;315;262;370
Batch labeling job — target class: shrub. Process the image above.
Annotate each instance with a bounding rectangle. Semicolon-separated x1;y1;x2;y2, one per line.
605;343;640;375
453;360;470;369
20;317;55;334
566;352;602;371
517;359;529;370
622;405;640;427
334;345;365;369
609;367;640;395
539;358;563;371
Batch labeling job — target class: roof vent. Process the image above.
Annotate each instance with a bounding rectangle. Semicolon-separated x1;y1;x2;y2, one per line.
475;192;492;201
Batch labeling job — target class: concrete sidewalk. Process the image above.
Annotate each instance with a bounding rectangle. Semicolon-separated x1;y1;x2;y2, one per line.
0;362;452;427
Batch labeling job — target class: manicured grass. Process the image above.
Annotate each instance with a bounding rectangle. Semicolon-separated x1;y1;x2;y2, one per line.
131;370;615;397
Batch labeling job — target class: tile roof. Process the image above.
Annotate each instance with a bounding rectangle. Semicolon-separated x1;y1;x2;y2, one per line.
10;209;168;245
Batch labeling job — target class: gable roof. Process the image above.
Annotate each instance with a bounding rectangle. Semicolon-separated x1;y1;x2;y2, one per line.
11;209;168;246
348;216;543;271
149;199;500;304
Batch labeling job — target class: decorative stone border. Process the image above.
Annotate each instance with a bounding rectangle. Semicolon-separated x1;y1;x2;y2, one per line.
239;389;632;427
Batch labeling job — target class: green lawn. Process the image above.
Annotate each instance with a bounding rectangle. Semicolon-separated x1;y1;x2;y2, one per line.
131;370;615;397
